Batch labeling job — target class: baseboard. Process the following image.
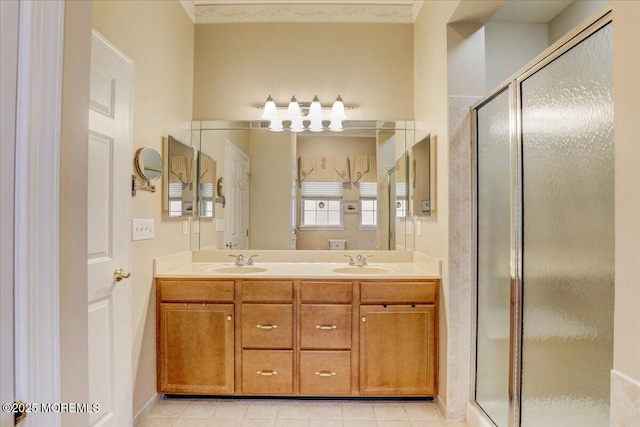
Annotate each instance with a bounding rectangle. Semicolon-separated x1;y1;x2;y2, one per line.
466;402;496;427
435;395;446;419
133;393;162;427
611;369;640;427
434;395;467;421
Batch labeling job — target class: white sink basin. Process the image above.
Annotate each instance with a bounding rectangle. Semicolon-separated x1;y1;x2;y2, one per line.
203;266;268;274
332;266;393;275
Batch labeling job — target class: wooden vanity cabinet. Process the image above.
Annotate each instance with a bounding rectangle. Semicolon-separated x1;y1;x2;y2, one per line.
240;280;294;394
359;280;438;395
157;280;235;394
157;277;438;397
299;281;353;395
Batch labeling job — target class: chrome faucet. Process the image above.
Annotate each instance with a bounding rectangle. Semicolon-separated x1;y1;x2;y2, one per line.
344;254;373;267
230;254;259;266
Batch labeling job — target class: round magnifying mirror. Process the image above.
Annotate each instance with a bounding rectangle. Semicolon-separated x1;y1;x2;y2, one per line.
135;147;163;181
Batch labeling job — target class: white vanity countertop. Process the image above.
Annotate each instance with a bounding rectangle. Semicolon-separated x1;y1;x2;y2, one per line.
155;251;441;279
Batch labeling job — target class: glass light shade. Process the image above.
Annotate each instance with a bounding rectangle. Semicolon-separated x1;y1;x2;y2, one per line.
286;96;302;120
261;96;278;120
289;116;305;132
329;119;343;132
330;95;346;121
308;96;324;132
308;96;323;120
269;116;284;132
309;120;324;132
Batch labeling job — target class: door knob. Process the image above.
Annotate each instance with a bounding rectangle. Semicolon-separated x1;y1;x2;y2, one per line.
114;268;132;282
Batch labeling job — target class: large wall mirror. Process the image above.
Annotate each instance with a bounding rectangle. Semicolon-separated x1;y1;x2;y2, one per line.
191;120;416;251
163;135;196;218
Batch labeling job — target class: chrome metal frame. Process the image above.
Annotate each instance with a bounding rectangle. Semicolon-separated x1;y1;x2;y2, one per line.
470;6;613;427
470;84;511;427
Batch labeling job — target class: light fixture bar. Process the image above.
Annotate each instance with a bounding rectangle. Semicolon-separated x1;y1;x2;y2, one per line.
256;102;355;110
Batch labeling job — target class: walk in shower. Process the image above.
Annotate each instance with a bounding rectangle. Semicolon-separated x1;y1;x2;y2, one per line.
472;10;614;427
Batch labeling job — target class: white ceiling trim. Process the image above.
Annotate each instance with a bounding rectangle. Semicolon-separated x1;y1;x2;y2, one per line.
194;3;414;24
179;0;196;23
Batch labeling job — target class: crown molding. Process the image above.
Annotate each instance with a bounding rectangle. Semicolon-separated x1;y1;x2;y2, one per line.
195;3;414;24
179;0;196;23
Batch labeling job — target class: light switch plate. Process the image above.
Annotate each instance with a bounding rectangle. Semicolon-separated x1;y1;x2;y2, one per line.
193;220;200;234
182;219;188;235
132;219;154;241
215;219;224;232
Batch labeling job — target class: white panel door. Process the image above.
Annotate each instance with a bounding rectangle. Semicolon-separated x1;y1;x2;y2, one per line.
225;141;249;250
87;30;133;427
0;1;18;425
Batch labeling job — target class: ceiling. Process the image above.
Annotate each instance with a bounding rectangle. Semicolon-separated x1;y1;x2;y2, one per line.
193;1;415;5
187;0;419;24
490;0;574;24
184;0;576;25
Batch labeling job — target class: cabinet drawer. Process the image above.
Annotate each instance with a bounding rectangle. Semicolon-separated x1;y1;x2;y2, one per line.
242;350;293;394
159;280;235;302
242;281;293;302
300;281;352;303
300;351;351;395
242;304;293;349
360;281;437;304
300;305;352;350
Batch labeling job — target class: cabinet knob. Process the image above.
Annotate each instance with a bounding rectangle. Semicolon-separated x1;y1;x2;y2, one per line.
256;370;277;376
227;315;232;321
361;317;366;323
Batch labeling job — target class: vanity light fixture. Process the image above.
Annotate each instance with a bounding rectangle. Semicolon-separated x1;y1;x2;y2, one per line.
259;95;350;132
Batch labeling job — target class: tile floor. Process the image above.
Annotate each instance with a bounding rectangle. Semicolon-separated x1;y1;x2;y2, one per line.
140;398;471;427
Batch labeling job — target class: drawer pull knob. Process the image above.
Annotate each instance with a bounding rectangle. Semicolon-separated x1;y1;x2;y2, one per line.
315;325;337;330
315;371;336;377
256;324;278;330
257;370;278;376
361;317;366;322
227;315;232;321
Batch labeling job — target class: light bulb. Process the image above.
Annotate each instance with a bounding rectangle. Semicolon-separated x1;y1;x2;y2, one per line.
261;95;277;120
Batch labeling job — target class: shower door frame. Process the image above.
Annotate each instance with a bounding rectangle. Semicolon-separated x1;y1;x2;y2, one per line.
470;7;613;427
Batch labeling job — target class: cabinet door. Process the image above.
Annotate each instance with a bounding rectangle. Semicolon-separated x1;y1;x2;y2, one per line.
359;305;436;395
159;303;234;394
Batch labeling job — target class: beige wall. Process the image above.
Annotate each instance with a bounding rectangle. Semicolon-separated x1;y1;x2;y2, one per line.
60;1;93;425
92;0;194;416
549;0;609;45
612;0;640;383
249;131;293;250
193;23;413;121
484;22;548;91
296;136;377;250
414;0;461;411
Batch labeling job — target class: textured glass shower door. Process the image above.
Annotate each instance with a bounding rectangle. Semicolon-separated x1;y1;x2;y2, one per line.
475;88;512;427
519;23;614;427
